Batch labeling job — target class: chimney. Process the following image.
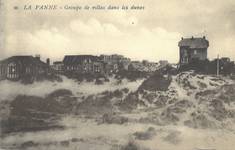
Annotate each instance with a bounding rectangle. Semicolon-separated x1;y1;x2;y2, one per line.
181;37;184;40
46;58;50;65
35;54;40;60
191;36;194;39
203;36;206;39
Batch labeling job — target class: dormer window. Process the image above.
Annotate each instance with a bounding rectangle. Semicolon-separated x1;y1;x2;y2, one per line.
194;50;197;54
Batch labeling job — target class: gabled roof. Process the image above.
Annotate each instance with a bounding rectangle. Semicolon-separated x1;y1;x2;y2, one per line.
63;55;101;65
0;56;48;66
178;37;209;49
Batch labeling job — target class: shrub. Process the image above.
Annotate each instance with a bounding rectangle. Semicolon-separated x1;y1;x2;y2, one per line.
21;141;39;148
138;73;172;91
122;88;129;94
95;78;104;85
115;70;149;81
133;127;156;140
46;89;73;98
102;113;128;124
163;131;181;144
112;89;123;98
119;92;139;110
121;141;139;150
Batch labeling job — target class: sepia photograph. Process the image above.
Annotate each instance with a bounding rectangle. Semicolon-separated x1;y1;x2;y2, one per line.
0;0;235;150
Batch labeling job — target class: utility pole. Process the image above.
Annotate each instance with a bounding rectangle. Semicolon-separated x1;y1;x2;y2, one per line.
217;54;220;76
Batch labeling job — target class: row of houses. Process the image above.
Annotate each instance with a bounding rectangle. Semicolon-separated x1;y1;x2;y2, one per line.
0;54;165;81
51;54;131;74
3;36;233;81
50;36;211;75
51;54;165;74
0;36;208;81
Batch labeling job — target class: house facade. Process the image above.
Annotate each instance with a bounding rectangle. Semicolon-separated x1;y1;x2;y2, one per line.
178;36;209;65
128;61;145;71
128;60;159;72
159;60;168;67
52;61;64;73
210;57;235;75
63;55;104;74
100;54;131;73
0;55;50;81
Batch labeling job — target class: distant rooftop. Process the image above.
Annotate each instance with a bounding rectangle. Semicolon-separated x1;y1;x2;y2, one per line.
178;36;209;49
0;55;47;66
63;55;101;64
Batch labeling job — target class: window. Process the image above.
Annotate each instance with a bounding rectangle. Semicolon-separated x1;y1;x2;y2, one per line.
194;50;197;55
7;63;17;78
26;67;31;73
182;57;188;63
95;65;100;73
83;66;87;71
9;64;16;74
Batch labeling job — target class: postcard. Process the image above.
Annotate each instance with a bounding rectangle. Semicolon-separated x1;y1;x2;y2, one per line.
0;0;235;150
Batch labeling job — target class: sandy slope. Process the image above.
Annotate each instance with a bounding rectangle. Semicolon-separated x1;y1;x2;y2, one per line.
1;71;235;150
1;116;235;150
0;75;144;102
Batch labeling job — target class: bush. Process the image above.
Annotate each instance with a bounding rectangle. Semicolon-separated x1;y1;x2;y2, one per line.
112;89;123;98
115;70;149;81
75;94;113;115
184;113;215;129
21;141;39;148
133;127;156;140
63;72;97;82
35;73;63;82
10;89;76;116
46;89;73;98
160;108;180;124
122;88;129;94
163;131;181;144
95;78;104;85
121;141;139;150
138;73;172;91
197;81;207;89
119;92;139;110
102;113;128;124
21;75;34;84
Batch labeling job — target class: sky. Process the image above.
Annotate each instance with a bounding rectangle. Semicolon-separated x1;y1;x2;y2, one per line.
0;0;235;63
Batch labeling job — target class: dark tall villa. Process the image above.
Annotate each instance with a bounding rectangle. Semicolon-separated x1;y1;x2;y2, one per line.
178;36;209;65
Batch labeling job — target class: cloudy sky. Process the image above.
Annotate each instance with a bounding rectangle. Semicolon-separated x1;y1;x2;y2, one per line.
0;0;235;63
